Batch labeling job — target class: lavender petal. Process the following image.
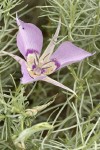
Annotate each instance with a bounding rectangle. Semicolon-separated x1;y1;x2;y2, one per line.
2;51;34;84
40;18;61;61
16;16;43;58
41;76;76;95
51;41;94;69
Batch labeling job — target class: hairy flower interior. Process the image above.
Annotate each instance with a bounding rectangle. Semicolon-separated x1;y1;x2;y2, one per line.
26;50;60;78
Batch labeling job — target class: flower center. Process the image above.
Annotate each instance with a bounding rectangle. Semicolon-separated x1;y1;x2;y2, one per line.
26;49;60;78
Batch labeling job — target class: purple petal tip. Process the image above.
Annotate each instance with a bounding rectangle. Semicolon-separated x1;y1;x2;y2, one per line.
16;13;20;26
16;14;23;27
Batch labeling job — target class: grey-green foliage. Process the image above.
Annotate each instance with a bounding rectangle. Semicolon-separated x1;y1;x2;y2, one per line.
36;0;100;150
0;0;100;150
39;0;100;46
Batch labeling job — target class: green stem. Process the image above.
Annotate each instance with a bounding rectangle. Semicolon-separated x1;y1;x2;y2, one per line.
6;117;16;150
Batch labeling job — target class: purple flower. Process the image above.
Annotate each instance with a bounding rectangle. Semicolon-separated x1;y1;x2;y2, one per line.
2;15;94;95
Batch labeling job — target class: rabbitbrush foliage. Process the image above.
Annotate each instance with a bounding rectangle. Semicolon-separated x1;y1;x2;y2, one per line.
0;0;100;150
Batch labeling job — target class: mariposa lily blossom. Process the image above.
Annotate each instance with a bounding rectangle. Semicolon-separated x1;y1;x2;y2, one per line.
2;15;94;95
